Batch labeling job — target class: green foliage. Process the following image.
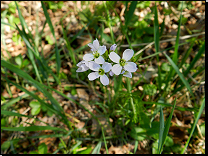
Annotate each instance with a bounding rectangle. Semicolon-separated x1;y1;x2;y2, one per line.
29;101;41;116
143;84;157;96
43;1;64;11
1;1;205;154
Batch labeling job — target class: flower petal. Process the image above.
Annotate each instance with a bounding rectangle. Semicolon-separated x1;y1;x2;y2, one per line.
112;64;122;75
88;72;99;81
124;62;137;72
76;64;89;72
89;61;100;71
121;70;125;74
123;71;132;78
98;45;106;55
122;49;134;61
77;60;84;67
100;74;109;86
93;39;100;51
110;44;117;51
88;43;97;51
94;56;105;64
109;52;120;63
102;62;112;73
84;61;90;67
83;53;94;61
109;70;114;76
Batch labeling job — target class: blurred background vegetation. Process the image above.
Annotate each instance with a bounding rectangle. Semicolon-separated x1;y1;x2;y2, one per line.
1;1;205;154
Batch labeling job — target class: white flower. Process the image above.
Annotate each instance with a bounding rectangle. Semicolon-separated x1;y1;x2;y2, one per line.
88;61;112;86
110;44;117;51
83;39;106;64
76;60;90;72
109;69;132;78
109;70;114;76
121;70;132;78
109;49;137;75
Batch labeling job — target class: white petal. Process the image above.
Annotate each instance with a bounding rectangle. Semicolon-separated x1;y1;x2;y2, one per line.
109;52;120;63
109;70;114;76
84;61;90;67
94;56;105;64
100;74;109;86
88;72;99;81
77;61;84;67
93;39;100;51
98;45;106;55
121;70;125;74
110;44;117;51
88;43;97;52
76;64;89;72
88;61;100;71
76;67;83;72
122;49;134;61
83;53;94;61
124;62;137;72
102;62;112;73
123;71;132;78
112;64;122;75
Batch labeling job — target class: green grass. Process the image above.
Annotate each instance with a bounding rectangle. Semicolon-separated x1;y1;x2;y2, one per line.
1;1;205;154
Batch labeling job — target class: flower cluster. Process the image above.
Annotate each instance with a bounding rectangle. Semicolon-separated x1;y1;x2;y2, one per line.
76;39;137;86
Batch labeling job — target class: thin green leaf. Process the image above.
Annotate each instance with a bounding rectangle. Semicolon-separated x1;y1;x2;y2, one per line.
1;62;71;129
61;23;76;65
101;127;109;154
183;42;205;77
91;141;102;154
163;2;183;92
161;98;176;150
178;40;195;69
2;60;63;113
172;13;182;64
141;101;197;112
158;106;164;154
1;110;30;118
181;98;205;154
170;66;205;97
1;20;16;29
163;52;194;97
41;1;60;75
1;126;67;132
1;92;31;110
154;2;162;92
125;1;137;27
127;77;137;123
15;1;34;42
134;140;139;154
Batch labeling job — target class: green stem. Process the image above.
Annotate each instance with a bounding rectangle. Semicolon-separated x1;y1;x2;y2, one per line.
126;77;137;123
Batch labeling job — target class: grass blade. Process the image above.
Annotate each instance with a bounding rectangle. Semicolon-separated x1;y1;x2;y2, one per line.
158;106;164;154
1;60;71;129
178;40;195;69
163;52;194;97
161;98;177;152
125;1;137;27
181;98;205;154
1;126;67;132
91;141;102;154
172;13;182;64
41;1;60;76
154;2;162;92
126;77;137;123
183;42;205;77
163;2;183;92
1;93;31;110
61;23;76;65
